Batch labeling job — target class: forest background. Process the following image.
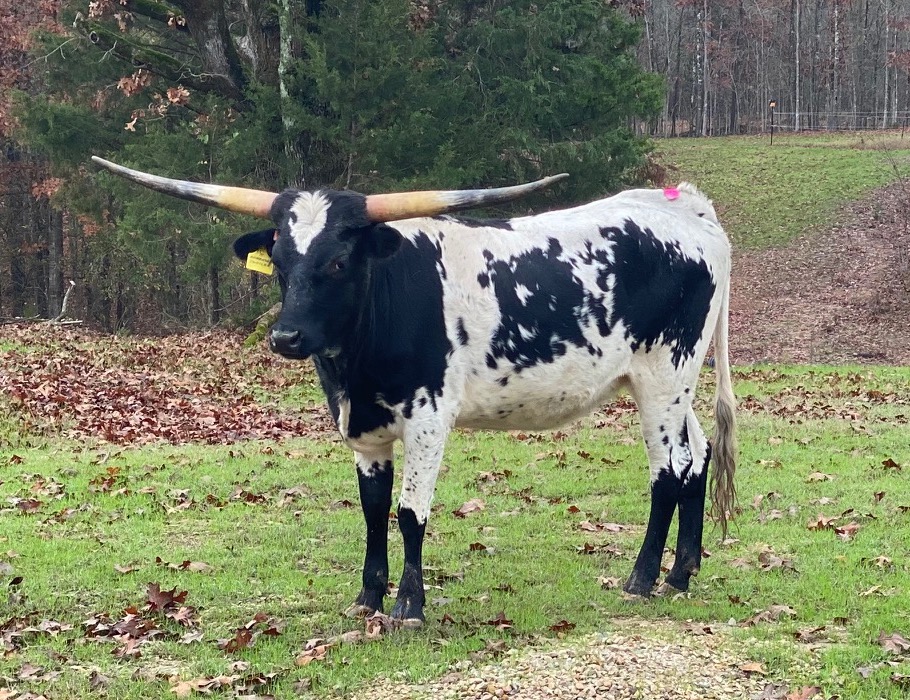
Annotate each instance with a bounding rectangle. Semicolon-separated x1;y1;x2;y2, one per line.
1;0;909;333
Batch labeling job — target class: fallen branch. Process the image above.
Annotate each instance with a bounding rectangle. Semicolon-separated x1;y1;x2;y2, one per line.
44;280;80;325
243;302;282;347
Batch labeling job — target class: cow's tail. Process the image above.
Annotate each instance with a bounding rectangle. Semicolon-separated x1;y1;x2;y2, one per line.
709;279;737;539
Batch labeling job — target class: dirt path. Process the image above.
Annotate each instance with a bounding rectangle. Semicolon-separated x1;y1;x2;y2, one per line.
350;619;776;700
729;182;910;365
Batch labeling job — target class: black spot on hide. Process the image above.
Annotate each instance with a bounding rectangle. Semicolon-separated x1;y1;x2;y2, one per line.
482;238;611;372
456;318;469;346
603;220;716;368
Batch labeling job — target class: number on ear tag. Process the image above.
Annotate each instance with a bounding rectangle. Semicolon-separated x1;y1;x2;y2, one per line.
245;248;274;275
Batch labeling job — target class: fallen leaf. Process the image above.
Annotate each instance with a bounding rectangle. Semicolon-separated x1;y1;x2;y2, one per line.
861;555;893;569
806;514;837;531
114;563;140;574
834;521;860;541
146;582;188;612
295;639;332;666
878;630;910;654
805;472;833;483
793;626;826;643
453;498;485;518
548;619;576;633
739;661;767;675
218;628;254;653
484;612;513;631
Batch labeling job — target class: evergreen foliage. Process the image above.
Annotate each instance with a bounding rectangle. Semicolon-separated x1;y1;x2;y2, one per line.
11;0;662;330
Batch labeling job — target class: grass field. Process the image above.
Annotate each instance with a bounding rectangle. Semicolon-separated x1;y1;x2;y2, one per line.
3;357;910;699
4;133;910;698
655;131;910;248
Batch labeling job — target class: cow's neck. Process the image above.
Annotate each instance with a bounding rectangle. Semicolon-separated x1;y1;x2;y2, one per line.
331;234;452;411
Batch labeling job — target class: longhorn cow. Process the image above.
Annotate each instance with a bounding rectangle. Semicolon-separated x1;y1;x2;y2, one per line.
92;156;736;625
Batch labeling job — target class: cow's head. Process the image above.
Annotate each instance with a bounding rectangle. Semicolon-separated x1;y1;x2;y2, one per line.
231;191;404;358
90;156;566;359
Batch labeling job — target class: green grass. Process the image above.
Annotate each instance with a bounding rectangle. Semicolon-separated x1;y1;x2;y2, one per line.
2;365;910;698
655;132;910;248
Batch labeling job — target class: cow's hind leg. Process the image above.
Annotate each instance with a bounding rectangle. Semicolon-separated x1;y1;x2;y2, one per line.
624;393;708;597
346;448;394;617
663;407;710;592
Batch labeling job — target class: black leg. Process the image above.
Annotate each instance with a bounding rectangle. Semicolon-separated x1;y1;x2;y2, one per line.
348;461;393;616
624;468;681;596
665;446;710;591
390;506;426;624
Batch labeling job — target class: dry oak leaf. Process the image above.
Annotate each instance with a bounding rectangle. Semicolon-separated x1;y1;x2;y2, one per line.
548;619;576;633
484;612;514;631
805;472;833;483
453;498;485;518
739;661;768;675
786;687;822;700
295;638;332;666
834;521;860;541
806;514;837;531
877;630;910;654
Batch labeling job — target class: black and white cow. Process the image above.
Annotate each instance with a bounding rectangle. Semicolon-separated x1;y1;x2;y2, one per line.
92;156;736;626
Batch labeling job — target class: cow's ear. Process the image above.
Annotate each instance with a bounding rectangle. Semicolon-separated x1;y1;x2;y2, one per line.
365;224;402;259
233;228;277;261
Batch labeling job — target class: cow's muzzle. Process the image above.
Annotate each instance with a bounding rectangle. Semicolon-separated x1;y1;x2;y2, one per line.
269;327;306;358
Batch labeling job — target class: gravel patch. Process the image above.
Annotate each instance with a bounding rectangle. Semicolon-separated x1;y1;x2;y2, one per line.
350;620;768;700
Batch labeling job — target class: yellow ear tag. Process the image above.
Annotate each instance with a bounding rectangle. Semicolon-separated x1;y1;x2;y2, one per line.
245;248;274;275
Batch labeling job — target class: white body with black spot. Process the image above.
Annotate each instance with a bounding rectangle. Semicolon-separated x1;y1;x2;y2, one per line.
89;155;736;625
243;183;736;622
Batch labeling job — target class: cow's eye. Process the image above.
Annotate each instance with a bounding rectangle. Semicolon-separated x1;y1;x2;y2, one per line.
329;257;348;274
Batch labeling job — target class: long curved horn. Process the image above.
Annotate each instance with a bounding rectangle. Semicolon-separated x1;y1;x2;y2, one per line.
91;156;277;219
364;173;569;222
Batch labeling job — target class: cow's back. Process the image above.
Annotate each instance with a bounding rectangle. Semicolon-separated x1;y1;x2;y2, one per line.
386;188;730;431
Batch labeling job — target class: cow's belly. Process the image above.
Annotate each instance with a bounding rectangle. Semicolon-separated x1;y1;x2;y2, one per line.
454;356;629;431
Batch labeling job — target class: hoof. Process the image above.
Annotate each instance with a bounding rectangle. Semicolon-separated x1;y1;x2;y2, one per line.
344;603;376;619
390;596;425;624
400;618;423;630
623;573;655;598
664;566;698;592
653;581;686;597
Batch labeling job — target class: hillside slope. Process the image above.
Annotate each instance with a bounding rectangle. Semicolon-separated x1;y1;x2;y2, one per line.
729;182;910;365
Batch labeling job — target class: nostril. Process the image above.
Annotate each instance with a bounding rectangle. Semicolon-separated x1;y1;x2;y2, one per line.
269;328;300;351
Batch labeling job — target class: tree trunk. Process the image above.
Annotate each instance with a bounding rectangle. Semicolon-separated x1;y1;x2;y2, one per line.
882;0;890;128
208;264;221;326
701;0;709;136
238;0;280;85
794;0;801;131
278;0;305;187
47;206;63;318
170;0;247;101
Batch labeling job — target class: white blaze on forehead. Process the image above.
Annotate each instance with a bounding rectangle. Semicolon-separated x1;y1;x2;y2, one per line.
288;191;330;255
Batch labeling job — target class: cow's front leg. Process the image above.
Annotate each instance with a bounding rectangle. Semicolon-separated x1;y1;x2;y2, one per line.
390;417;448;626
346;448;394;618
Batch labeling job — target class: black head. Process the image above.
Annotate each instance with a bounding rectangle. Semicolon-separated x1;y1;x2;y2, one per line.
233;189;402;359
